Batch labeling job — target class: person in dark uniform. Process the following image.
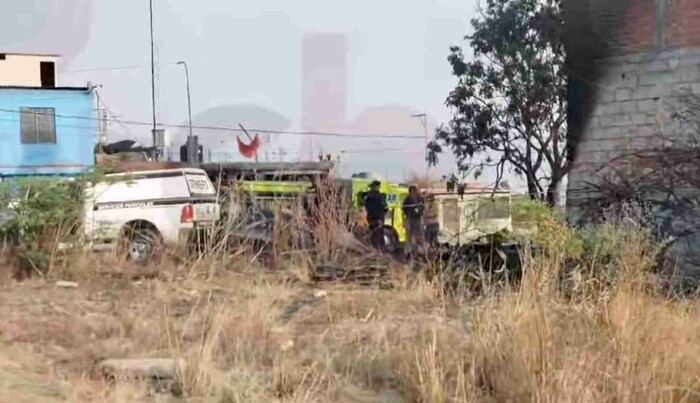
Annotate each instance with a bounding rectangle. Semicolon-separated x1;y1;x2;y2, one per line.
403;185;424;252
425;194;439;246
363;180;388;249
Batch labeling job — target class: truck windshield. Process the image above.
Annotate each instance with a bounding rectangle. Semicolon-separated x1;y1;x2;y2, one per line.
477;197;510;220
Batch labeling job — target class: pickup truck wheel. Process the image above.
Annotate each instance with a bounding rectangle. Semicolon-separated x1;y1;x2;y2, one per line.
122;227;161;265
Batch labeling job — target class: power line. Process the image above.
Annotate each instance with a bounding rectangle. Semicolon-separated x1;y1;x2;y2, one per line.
96;98;137;140
221;148;415;155
61;65;145;74
0;108;426;140
0;117;95;131
61;62;182;75
339;148;413;154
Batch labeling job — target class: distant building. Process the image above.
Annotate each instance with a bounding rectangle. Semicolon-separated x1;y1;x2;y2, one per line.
301;33;349;160
0;53;96;178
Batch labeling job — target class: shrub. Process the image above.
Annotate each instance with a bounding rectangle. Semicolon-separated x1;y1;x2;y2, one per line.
511;196;556;225
564;214;661;302
0;177;85;276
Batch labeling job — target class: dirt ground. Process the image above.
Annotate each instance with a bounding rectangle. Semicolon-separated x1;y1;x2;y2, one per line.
0;274;186;402
3;230;699;403
0;257;437;402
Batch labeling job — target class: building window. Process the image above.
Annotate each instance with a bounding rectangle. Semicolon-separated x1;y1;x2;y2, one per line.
20;107;56;144
40;62;56;88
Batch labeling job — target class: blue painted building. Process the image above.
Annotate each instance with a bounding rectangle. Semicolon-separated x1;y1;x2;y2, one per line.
0;53;96;178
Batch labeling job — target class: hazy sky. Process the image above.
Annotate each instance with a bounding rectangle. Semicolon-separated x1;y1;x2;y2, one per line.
3;0;523;183
64;0;473;120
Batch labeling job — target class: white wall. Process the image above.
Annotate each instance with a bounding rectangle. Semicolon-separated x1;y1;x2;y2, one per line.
0;54;59;87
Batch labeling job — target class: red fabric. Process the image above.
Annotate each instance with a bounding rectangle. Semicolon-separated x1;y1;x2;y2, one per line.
237;134;261;159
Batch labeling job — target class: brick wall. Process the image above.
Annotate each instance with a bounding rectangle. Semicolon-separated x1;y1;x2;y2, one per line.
590;0;656;54
588;0;700;54
669;0;700;48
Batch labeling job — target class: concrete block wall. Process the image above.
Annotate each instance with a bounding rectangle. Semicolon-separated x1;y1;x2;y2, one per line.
569;48;700;204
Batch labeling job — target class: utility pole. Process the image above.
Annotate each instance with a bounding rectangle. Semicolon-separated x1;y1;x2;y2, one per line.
412;113;429;179
91;84;105;152
149;0;158;158
177;61;195;164
95;90;103;149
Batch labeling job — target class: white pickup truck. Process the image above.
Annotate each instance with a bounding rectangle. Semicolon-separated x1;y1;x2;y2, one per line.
84;168;221;263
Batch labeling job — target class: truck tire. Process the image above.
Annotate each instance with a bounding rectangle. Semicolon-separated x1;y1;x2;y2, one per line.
121;226;162;265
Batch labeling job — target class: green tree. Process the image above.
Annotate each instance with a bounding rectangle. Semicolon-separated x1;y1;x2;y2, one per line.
430;0;568;206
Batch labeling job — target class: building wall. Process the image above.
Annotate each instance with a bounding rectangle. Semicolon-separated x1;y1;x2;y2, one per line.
567;0;700;282
0;88;96;176
568;0;700;211
568;48;700;208
0;54;59;87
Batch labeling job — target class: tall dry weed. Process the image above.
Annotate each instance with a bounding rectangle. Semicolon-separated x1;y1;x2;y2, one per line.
5;172;700;402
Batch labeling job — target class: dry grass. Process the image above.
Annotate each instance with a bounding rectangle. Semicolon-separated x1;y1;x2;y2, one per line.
1;203;700;402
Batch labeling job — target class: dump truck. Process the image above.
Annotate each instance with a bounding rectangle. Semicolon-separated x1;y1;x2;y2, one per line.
198;162;515;254
198;162;331;241
199;162;411;249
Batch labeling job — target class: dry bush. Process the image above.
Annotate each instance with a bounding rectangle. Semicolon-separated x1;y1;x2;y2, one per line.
378;211;696;402
194;179;387;288
293;177;366;265
0;243;19;284
131;208;698;402
173;280;295;400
